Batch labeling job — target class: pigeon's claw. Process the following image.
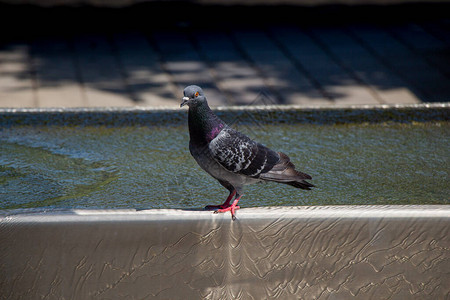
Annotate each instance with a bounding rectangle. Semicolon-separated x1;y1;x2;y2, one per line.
213;198;241;220
214;205;240;213
205;190;236;211
204;191;241;220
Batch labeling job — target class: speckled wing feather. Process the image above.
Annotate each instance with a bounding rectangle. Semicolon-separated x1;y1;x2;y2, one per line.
209;127;280;177
209;126;314;190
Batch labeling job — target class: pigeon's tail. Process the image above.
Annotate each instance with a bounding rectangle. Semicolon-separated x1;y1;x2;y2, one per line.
285;179;315;190
259;152;315;190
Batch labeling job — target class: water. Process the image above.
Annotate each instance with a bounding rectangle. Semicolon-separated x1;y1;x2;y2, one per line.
0;122;448;210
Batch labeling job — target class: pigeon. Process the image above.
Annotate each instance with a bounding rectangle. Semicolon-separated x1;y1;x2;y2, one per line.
181;85;314;220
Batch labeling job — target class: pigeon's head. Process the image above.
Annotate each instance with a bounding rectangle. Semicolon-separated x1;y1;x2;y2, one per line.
181;85;206;108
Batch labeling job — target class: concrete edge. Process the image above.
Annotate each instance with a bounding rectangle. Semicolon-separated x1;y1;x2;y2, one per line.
2;205;449;223
0;103;449;126
0;102;449;113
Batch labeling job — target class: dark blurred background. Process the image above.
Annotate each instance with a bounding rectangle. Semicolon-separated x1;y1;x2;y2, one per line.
1;1;449;107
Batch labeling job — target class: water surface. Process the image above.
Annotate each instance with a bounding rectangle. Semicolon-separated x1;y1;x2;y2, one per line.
0;122;448;210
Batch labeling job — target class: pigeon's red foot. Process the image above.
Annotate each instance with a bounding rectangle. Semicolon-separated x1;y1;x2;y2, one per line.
204;190;236;211
213;199;240;220
205;193;241;220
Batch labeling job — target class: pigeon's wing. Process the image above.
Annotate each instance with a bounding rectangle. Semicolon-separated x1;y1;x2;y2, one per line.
209;127;280;177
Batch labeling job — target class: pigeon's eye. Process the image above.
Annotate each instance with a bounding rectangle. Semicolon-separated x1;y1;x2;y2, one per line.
195;91;199;97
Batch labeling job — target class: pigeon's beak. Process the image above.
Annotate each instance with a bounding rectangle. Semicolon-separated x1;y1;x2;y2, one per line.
180;96;190;107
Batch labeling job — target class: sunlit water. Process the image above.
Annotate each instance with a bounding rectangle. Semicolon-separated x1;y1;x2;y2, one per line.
0;122;448;210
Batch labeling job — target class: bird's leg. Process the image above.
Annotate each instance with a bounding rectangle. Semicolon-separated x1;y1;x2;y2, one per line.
205;190;236;211
215;193;242;221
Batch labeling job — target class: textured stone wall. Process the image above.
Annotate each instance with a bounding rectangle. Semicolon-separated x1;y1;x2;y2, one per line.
1;206;449;299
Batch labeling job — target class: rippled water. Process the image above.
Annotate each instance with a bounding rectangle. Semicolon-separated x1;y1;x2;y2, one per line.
0;122;448;210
